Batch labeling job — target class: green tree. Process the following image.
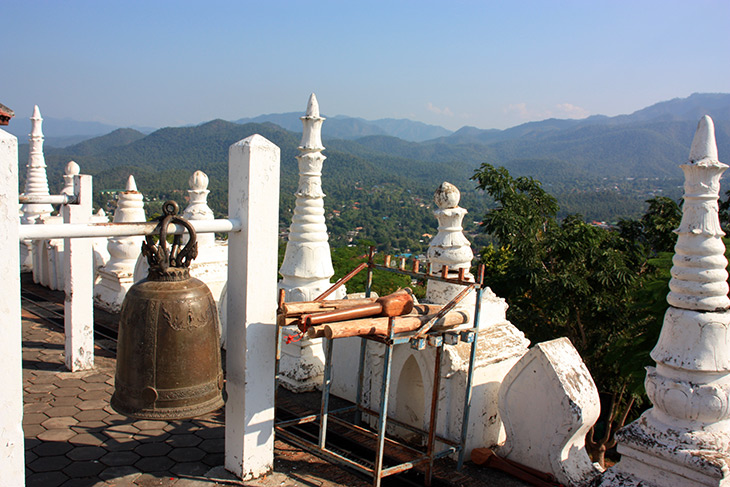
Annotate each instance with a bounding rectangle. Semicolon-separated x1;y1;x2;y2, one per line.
330;241;414;297
471;163;651;467
640;197;682;253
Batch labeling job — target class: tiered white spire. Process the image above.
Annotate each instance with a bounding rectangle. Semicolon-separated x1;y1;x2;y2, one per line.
278;93;342;302
603;116;730;487
20;105;53;223
425;182;474;306
94;175;146;312
105;175;145;273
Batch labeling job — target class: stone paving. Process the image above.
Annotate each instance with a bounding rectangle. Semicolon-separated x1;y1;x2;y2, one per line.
20;298;529;487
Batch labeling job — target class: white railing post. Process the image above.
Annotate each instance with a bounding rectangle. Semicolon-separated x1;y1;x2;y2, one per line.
224;135;280;479
0;128;25;485
62;174;95;371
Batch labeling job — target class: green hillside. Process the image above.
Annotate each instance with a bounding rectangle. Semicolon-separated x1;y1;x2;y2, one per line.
22;94;729;254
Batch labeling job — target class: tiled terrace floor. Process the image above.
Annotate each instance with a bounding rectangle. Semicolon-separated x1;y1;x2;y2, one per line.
20;283;529;487
22;305;378;487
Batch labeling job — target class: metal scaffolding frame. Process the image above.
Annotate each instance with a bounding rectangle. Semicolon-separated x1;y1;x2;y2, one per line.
275;248;484;487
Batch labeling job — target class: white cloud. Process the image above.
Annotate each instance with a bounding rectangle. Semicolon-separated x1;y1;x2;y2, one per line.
427;102;454;117
555;103;589;119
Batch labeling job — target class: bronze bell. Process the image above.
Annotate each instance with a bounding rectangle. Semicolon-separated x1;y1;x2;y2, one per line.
111;201;224;420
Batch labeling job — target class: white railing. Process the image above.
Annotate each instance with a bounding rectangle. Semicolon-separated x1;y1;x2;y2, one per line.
1;130;281;485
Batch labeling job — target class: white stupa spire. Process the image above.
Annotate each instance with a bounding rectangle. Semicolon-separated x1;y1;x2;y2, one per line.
20;105;53;223
425;182;475;306
603;116;730;487
278;93;342;302
94;174;146;312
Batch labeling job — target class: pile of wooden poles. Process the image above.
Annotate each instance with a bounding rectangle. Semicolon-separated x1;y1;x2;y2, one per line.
278;289;471;340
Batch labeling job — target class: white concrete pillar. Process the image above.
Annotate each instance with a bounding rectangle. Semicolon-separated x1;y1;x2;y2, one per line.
0;128;25;485
63;174;95;371
32;161;79;290
225;135;280;480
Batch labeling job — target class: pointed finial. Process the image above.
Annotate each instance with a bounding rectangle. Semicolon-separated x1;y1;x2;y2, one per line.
96;208;106;217
189;170;209;191
689;115;720;166
125;175;138;192
65;160;80;175
306;93;320;118
434;182;461;209
30;105;44;138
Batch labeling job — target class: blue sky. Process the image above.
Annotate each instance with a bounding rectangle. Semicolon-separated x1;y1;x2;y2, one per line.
4;0;729;131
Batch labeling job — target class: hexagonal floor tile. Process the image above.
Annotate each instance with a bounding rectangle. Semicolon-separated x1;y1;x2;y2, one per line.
100;450;141;467
66;445;107;461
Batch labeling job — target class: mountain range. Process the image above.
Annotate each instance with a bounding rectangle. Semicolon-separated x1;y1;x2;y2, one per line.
13;93;730;229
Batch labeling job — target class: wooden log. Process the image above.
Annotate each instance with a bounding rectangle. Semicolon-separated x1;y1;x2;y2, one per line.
305;304;445;338
307;325;327;338
281;297;377;316
322;310;470;339
411;304;444;316
303;289;413;328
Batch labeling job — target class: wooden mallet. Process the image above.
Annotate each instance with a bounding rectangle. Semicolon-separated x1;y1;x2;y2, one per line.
298;289;414;332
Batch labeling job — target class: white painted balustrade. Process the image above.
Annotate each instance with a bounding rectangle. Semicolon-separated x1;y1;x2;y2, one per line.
2;127;281;485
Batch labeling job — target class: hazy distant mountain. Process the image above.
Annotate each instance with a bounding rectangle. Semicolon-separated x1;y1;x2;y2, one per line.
235;113;451;142
23;92;730;226
607;93;730;125
435;93;730;145
4;115;155;148
56;128;147;157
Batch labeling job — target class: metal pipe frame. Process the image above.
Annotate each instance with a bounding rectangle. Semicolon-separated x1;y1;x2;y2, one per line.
318;337;335;449
18;218;240;240
457;284;483;470
372;316;396;487
19;194;77;205
273;255;484;485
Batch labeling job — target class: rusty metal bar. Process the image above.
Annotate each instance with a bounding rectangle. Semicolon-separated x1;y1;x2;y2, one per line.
274;289;286;405
457;284;483;470
370;263;473;286
314;262;368;302
414;283;475;338
275;405;357;429
352;403;460;448
425;338;445;486
365;247;375;298
328;415;425;458
372;316;396;487
275;426;375;477
318;337;335;449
